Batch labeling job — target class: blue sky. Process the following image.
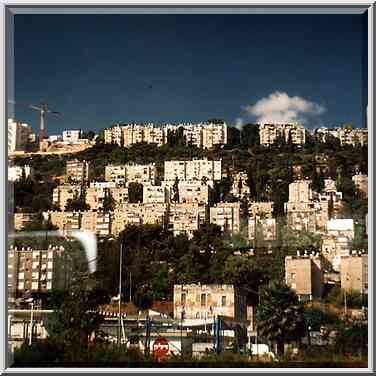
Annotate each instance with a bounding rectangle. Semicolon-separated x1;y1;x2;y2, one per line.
13;13;367;135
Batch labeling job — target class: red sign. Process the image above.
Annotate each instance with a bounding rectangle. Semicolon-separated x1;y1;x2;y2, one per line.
153;337;169;357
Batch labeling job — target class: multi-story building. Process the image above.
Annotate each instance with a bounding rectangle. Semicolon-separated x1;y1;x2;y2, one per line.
8;119;35;153
285;180;328;233
86;184;128;210
318;178;343;211
8;245;62;297
14;213;39;231
259;123;305;147
143;183;170;204
288;180;313;203
104;125;123;146
126;163;156;184
112;203;168;235
352;173;368;198
232;171;250;199
105;163;156;185
285;255;324;301
321;235;351;272
173;284;247;321
62;130;81;143
122;124;145;147
164;159;221;182
177;181;212;205
8;165;33;182
340;254;368;293
169;203;206;238
143;124;165;146
201;122;228;149
52;185;82;211
105;165;127;185
316;127;368;147
248;218;277;243
210;202;241;235
103;122;228;149
66;159;90;183
48;210;112;235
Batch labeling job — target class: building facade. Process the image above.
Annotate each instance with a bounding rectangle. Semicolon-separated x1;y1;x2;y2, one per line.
8;245;63;298
210;202;241;235
8;165;33;182
285;255;324;300
164;159;221;182
340;254;368;293
66;159;90;183
173;284;247;321
8;119;35;153
259;123;305;147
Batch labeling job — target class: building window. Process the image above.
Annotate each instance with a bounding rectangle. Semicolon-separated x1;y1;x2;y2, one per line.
200;293;206;307
221;296;227;307
291;273;296;280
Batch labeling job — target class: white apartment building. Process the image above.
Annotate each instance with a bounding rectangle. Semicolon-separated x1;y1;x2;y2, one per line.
169;203;207;238
143;124;165;146
122;124;145;147
86;185;129;210
103;121;227;149
316;127;368;147
52;185;82;211
62;130;81;143
105;163;156;184
143;183;170;204
112;203;167;235
202;122;228;149
126;163;156;183
259;123;305;147
104;125;123;146
105;165;127;185
66;159;90;183
8;119;35;153
210;202;241;235
285;180;329;233
177;181;211;204
8;165;33;182
164;159;221;182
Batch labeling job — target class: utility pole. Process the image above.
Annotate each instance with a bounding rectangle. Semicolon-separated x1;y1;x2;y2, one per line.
118;242;123;347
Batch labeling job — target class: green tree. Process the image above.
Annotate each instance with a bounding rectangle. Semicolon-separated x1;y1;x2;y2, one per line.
240;124;260;148
46;277;105;362
128;182;143;203
65;190;90;211
101;189;115;212
172;176;180;203
256;281;306;355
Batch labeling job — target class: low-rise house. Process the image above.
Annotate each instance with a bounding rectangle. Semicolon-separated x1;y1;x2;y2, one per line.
173;284;247;322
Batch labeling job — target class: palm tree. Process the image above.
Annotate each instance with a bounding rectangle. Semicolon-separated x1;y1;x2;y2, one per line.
256;281;306;356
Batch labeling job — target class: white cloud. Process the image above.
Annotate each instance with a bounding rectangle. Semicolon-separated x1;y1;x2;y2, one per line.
234;117;244;131
243;91;325;125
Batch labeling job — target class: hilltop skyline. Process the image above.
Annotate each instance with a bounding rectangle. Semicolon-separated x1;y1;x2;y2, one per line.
13;13;367;135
